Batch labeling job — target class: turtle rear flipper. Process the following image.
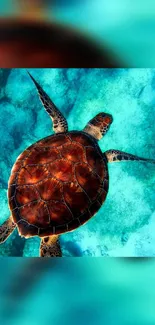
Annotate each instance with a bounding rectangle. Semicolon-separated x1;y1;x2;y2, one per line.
0;216;16;244
40;235;62;257
105;149;155;164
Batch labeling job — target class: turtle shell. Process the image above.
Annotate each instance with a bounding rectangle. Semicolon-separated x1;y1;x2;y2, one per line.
8;131;109;238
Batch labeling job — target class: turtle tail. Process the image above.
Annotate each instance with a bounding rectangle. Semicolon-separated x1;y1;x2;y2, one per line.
40;235;62;257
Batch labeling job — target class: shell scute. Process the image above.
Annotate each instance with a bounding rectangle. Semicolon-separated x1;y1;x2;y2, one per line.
17;165;50;185
48;159;73;182
9;196;18;211
75;163;102;201
67;218;81;231
11;160;22;174
36;178;62;201
79;209;91;226
26;147;60;165
47;201;72;224
85;146;105;178
61;142;86;163
8;184;16;198
19;200;50;228
17;149;31;161
63;182;90;216
17;220;38;237
9;173;18;186
69;132;95;146
36;133;71;148
89;201;101;216
15;185;40;206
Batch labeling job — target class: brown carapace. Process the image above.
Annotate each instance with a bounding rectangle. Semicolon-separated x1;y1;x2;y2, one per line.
0;72;155;257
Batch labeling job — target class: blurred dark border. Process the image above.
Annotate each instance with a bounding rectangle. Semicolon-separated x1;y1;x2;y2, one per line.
0;18;123;67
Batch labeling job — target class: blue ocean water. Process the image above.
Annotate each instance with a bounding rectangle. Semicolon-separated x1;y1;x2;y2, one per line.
1;258;155;325
0;68;155;257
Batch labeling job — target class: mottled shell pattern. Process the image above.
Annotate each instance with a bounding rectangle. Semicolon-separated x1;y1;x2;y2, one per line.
8;131;108;238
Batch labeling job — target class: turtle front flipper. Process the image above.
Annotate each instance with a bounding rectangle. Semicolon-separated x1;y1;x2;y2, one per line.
105;149;155;164
0;216;16;244
28;72;68;134
83;113;113;140
40;235;62;257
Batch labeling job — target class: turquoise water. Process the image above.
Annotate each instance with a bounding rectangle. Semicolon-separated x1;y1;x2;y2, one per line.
1;258;155;325
0;68;155;257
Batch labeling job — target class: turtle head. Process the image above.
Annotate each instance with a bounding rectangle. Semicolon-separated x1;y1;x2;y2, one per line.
95;112;113;127
83;112;113;140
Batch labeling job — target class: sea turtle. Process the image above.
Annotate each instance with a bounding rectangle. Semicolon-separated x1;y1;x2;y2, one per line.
0;72;154;257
